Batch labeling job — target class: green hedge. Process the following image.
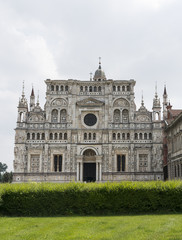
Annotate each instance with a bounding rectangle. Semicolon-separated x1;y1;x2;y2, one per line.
0;181;182;216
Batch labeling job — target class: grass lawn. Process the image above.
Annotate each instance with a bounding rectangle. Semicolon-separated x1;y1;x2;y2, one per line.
0;214;182;240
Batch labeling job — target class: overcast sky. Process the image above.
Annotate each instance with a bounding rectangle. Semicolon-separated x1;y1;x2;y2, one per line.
0;0;182;171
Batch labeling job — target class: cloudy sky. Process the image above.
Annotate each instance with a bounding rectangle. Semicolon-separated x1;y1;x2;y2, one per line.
0;0;182;171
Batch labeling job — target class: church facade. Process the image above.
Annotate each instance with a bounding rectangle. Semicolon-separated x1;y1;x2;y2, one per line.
13;62;163;182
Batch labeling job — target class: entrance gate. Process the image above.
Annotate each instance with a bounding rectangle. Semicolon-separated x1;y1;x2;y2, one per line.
83;149;96;182
83;163;96;182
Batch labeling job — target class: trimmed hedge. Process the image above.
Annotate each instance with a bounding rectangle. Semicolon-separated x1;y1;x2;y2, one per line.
0;181;182;216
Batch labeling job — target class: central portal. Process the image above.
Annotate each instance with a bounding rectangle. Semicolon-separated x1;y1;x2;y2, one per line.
83;149;96;182
83;163;96;182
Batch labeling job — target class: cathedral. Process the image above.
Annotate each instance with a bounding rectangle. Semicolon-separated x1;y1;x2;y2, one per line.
13;61;163;182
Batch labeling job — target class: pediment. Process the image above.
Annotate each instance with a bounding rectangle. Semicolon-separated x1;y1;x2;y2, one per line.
76;97;104;107
28;113;45;122
135;114;151;122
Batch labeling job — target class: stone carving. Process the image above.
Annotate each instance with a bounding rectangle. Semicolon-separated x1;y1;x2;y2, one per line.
77;97;104;107
28;114;45;122
14;71;163;182
135;115;150;122
51;98;67;106
113;98;129;107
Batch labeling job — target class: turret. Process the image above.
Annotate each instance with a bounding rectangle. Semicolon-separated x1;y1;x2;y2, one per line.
17;81;28;123
152;84;161;121
138;91;148;112
93;57;107;81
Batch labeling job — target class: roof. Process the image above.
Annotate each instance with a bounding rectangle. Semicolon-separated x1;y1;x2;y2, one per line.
169;109;182;117
165;109;182;126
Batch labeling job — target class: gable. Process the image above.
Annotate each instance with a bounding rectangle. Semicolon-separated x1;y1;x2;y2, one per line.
76;97;104;107
135;114;151;122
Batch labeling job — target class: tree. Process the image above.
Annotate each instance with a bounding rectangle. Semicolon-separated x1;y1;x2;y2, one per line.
0;162;8;183
2;172;13;183
0;162;8;173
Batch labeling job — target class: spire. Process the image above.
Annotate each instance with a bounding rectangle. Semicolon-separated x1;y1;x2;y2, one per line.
90;72;93;81
22;81;25;98
138;90;147;112
153;83;161;109
93;57;106;81
31;85;35;97
141;90;144;107
164;84;167;95
99;57;101;69
37;90;39;106
18;81;28;109
155;82;158;99
30;84;35;111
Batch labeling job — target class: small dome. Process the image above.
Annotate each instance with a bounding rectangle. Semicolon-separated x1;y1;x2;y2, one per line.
93;61;106;81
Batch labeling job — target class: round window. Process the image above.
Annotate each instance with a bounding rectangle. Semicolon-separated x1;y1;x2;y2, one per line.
84;114;97;126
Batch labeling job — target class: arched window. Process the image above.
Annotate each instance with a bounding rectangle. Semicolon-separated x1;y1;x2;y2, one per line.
117;133;120;140
93;133;96;140
127;133;130;140
89;86;92;92
139;133;143;140
37;133;40;140
122;86;125;91
122;109;129;123
61;85;64;91
149;133;152;140
64;133;67;140
80;86;83;91
32;133;35;140
144;133;147;140
60;109;67;123
98;86;101;92
20;112;23;122
113;133;116;140
127;85;130;91
118;86;120;91
65;85;68;91
94;86;97;92
85;86;88;91
122;133;125;140
51;85;54;91
84;133;87;140
83;149;96;156
114;109;120;123
113;86;116;91
59;133;62;140
50;133;53;140
55;133;58;140
27;133;30;140
155;112;159;121
89;133;92;140
135;133;138;140
51;109;58;123
42;133;45;140
56;85;59;91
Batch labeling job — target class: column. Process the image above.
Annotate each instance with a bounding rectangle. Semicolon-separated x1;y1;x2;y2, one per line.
77;162;79;181
58;110;61;123
57;156;59;172
80;162;83;182
96;162;99;181
99;163;102;181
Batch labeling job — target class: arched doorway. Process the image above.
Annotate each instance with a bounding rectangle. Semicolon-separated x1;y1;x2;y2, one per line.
83;149;96;182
